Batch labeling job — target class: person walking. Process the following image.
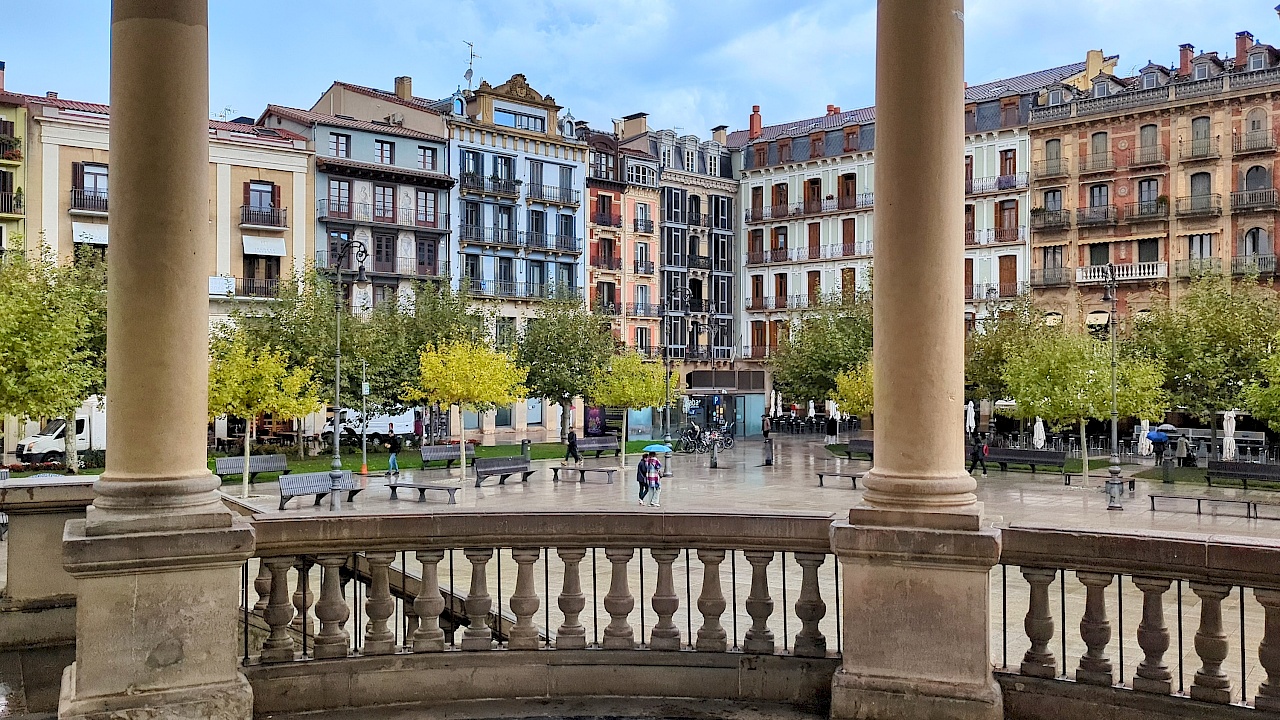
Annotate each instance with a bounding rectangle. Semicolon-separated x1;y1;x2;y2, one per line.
385;423;402;477
824;415;838;445
564;429;582;465
762;415;771;439
636;452;651;505
646;453;662;507
968;435;988;477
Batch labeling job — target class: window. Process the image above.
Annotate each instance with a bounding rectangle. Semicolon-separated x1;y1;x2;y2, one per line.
372;232;396;271
1142;73;1158;90
778;139;792;163
559;165;573;190
374;185;395;221
1192;116;1211;142
462;150;483;175
1090;131;1108;156
1194;64;1209;81
1248;108;1267;135
416;237;436;275
1138;239;1159;263
1089;184;1110;207
463;201;482;229
748;229;764;254
81;163;108;195
771;227;787;250
494;155;515;180
842;218;855;246
809;133;824;159
1139;124;1158;156
1246;165;1270;191
754;146;767;167
592;151;615;180
1188;233;1213;259
329;133;350;158
1048;89;1063;106
1045;138;1061;159
636;203;651;223
327;179;351;216
1190;171;1212;197
660;145;673;168
683;148;695;172
1090;243;1109;266
1000;99;1019;127
1251;54;1267;71
415;189;437;227
1042;246;1063;269
247;181;274;210
493;109;545;132
1043;189;1062;211
636;326;651;351
999;149;1016;176
751;275;764;300
626;163;655;186
1242;227;1268;257
373;284;397;307
708;153;720;177
557;213;575;240
464;254;482;282
844;127;860;152
375;140;394;164
417;146;437;171
1138;178;1159;204
1093;82;1108;98
496;317;517;348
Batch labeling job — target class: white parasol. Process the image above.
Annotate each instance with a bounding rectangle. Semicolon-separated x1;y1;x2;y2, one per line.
1138;419;1152;456
965;401;976;434
808;400;815;417
1032;417;1046;449
1223;409;1238;461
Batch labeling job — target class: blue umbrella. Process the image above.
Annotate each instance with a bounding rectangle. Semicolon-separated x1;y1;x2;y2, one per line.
643;444;673;453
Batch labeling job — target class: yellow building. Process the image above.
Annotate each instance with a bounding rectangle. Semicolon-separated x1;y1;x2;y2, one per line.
0;63;28;252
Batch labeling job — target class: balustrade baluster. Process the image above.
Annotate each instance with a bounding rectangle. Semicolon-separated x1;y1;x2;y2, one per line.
649;549;681;650
1255;589;1280;710
1190;582;1233;703
508;548;542;650
1020;568;1057;678
743;551;775;654
412;550;446;652
556;548;588;649
696;549;727;652
253;560;271;613
1132;577;1173;694
362;551;396;655
291;557;315;638
462;548;495;650
1076;571;1115;685
602;547;636;649
793;552;827;658
312;554;351;659
260;556;297;663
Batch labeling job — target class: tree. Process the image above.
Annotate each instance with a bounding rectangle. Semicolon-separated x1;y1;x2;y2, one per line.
1243;332;1280;431
405;341;527;471
965;295;1048;403
1003;329;1166;483
208;332;321;497
54;246;108;471
770;293;873;404
587;352;676;465
516;298;614;441
831;361;874;420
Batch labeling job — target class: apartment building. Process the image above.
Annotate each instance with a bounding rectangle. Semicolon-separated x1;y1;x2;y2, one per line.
1029;32;1280;325
731;53;1115;360
0;63;27;252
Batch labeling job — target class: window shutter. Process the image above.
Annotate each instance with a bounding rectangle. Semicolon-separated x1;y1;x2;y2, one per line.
72;162;85;190
242;182;250;207
271;183;281;209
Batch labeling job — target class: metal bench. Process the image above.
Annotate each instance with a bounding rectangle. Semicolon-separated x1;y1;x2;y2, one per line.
1149;492;1255;518
420;444;475;469
844;439;874;461
387;481;460;504
214;453;289;480
278;471;362;511
817;471;860;488
551;466;618;484
473;457;535;488
975;447;1074;485
575;435;621;458
1206;460;1280;490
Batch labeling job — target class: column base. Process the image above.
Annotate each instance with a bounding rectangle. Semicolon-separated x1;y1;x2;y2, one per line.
1075;668;1114;686
831;669;1002;720
58;663;252;720
1132;676;1172;695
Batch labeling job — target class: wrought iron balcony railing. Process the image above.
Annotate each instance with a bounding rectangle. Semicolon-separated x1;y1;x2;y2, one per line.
240;205;287;228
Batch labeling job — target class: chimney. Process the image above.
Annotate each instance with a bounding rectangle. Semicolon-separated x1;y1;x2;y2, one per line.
1237;31;1255;65
711;124;728;145
613;118;624;136
1085;49;1105;83
826;104;835;115
0;61;5;92
621;112;648;139
833;106;841;114
1179;44;1195;76
394;75;412;101
46;91;57;100
749;105;763;140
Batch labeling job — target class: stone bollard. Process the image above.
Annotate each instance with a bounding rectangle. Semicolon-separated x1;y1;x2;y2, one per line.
764;437;774;466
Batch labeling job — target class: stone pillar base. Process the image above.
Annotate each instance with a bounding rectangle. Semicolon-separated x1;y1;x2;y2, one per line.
59;663;252;720
831;669;1001;720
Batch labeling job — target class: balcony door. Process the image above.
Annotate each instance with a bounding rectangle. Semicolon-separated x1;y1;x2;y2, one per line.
416;237;437;276
808;222;821;256
751;186;764;212
372;232;395;273
841;268;856;301
1188;233;1213;259
1000;149;1016;177
374;185;395;222
997;200;1018;240
964;258;973;299
1089;184;1109;208
774;274;787;303
636;284;650;307
1089;243;1109;267
805;178;821;210
1241;227;1268;258
1090;132;1108;156
998;255;1017;295
807;270;821;303
1246;166;1270;192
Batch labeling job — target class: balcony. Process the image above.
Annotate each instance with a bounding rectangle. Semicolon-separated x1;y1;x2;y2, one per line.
1232;254;1277;275
1122;200;1169;222
592;300;621;316
554;234;583;253
1076;261;1167;284
0;136;20;163
633;260;655;275
315;248;448;279
1235;130;1276;155
687;212;711;227
686;298;709;313
1174;257;1223;277
317;199;449;231
1032;158;1069;179
590;211;622;227
1030;209;1071;231
1231;189;1279;212
527;183;581;206
70;188;108;214
1076;205;1117;226
966;173;1029;194
688;254;712;271
971;281;1028;300
1078;152;1115;174
460;225;521;248
209;276;281;299
1129;145;1167;168
966;227;1027;245
0;190;23;216
1180;136;1219;162
626;302;663;317
239;205;287;229
1029;267;1072;287
633;218;654;233
466;279;581;301
590;255;622;271
1175;194;1222;217
460;173;520;198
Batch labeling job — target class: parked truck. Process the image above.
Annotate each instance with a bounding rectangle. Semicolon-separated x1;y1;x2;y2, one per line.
15;398;107;464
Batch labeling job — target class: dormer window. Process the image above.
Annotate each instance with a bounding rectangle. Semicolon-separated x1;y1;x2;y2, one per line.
685;148;696;172
660;146;672;168
1093;82;1108;98
1251;53;1267;71
1048;89;1063;106
1142;73;1158;90
1194;64;1209;80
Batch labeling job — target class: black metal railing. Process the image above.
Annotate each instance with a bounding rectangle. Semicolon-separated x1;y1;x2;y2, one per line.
236;277;280;298
590;255;622;271
1231;189;1278;212
1029;267;1072;287
240;205;287;227
687;255;712;270
71;189;109;212
1076;205;1117;226
315;199;449;230
1030;209;1071;230
1180;136;1219;161
1175;194;1222;216
633;218;654;233
591;212;622;227
1032;158;1069;178
460;225;521;247
626;302;663;317
554;234;583;253
1079;152;1115;174
1130;145;1167;167
1123;200;1169;222
527;183;581;205
633;260;655;275
0;191;23;215
460;173;520;197
592;300;622;316
1235;130;1276;154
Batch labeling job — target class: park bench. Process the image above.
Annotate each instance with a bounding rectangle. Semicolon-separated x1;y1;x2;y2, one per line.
844;439;874;461
575;435;621;458
473;457;536;488
386;481;460;504
975;447;1073;485
278;471;362;511
817;471;860;488
1206;460;1280;490
551;466;618;484
214;453;289;481
420;444;475;469
1149;492;1256;518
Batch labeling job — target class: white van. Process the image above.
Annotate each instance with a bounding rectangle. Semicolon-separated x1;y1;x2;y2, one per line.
321;407;417;445
16;400;107;464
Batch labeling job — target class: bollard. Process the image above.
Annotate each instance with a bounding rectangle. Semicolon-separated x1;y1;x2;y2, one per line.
1162;458;1172;484
764;437;774;466
521;438;531;463
710;440;719;468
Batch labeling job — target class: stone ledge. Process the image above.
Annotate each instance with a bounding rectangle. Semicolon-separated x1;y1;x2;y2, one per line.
62;518;255;576
58;663;252;720
829;520;1001;568
996;673;1277;720
0;477;95;514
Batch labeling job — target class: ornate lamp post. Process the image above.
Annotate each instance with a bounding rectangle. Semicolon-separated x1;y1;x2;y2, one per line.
329;239;369;511
1101;262;1123;510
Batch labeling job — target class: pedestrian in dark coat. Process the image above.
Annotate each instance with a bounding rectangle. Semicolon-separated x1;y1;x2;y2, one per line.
969;437;988;477
564;429;582;465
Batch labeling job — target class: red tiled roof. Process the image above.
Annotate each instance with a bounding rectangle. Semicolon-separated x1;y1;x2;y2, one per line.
316;155;454;186
262;104;445;142
330;81;447;115
21;92;306;144
208;119;307;142
20;93;110;115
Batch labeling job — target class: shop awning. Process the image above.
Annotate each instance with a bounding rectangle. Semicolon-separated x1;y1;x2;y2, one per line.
242;235;287;257
1086;310;1110;325
72;221;108;245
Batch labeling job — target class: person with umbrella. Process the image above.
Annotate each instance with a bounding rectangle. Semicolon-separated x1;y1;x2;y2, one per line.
1148;425;1172;465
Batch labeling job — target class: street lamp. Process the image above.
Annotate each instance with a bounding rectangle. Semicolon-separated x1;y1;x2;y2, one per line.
329;239;369;511
1101;263;1123;510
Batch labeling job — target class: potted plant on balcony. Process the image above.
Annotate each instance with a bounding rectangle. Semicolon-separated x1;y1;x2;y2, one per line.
1;147;21;162
1156;194;1169;212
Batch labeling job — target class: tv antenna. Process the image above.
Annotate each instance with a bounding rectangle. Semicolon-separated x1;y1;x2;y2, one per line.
463;41;481;90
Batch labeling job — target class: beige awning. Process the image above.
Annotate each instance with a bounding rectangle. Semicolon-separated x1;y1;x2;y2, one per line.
72;221;108;245
1086;310;1110;325
242;235;287;257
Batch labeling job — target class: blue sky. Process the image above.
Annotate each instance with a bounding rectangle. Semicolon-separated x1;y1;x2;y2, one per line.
5;1;1279;137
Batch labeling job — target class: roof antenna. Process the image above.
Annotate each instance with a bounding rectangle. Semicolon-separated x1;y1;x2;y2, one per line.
463;41;481;91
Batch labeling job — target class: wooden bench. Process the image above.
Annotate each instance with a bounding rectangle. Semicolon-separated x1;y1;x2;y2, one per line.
551;466;618;484
1206;460;1280;490
844;439;874;461
975;447;1075;485
575;435;621;458
419;444;475;469
387;481;460;504
1149;492;1256;518
215;453;289;480
473;457;535;488
817;471;860;488
278;471;362;510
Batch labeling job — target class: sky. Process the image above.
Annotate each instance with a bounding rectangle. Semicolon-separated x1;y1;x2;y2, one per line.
5;1;1280;137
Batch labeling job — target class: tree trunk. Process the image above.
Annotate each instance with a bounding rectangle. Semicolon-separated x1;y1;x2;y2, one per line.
242;419;254;499
1208;410;1218;462
560;401;571;443
620;412;628;468
458;406;467;475
63;406;80;474
296;418;305;460
1079;419;1090;485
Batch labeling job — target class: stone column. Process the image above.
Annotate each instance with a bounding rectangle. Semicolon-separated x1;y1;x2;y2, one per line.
59;3;255;719
831;3;1002;718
